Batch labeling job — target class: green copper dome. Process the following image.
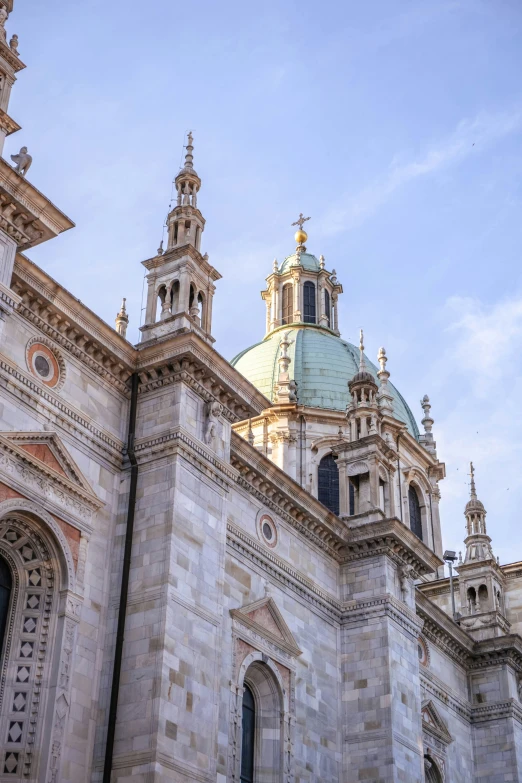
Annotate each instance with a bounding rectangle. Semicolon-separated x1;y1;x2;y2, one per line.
231;325;420;438
279;252;321;274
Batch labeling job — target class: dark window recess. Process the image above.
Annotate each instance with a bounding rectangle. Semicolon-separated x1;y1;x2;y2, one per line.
240;684;255;783
34;355;50;378
303;281;316;324
324;289;331;328
318;454;339;515
408;486;423;540
0;555;12;659
282;284;293;325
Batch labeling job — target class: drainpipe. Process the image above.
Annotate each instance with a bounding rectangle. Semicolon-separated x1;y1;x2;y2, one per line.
103;373;139;783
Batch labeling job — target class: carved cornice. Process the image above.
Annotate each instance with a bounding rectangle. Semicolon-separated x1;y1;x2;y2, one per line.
416;591;474;665
420;670;472;721
0;39;25;72
12;269;133;394
342;518;443;576
134;427;236;490
136;334;268;421
0;354;123;464
231;431;345;558
469;635;522;673
0;107;20;136
342;593;424;639
0;159;73;249
227;523;341;623
471;699;522;725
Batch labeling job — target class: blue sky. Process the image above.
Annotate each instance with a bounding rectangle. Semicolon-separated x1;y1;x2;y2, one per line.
11;0;522;565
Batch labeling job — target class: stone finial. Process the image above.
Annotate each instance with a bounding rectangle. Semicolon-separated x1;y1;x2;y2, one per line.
358;329;366;371
157;240;164;256
272;258;278;273
10;146;32;177
469;461;477;500
184;131;194;169
9;33;18;54
419;394;436;456
275;332;297;403
377;346;394;415
330;269;338;284
319;254;325;270
247;419;255;446
115;298;129;338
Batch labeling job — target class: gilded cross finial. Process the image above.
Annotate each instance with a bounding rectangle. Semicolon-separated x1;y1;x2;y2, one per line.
291;213;311;230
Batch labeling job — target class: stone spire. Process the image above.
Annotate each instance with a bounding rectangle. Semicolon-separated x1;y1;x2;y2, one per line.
347;329;379;440
457;463;507;640
115;298;129;338
140;132;221;345
167;132;205;251
419;395;437;456
463;462;493;563
377;347;394;415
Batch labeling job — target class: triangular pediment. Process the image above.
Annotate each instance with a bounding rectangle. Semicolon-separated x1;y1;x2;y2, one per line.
231;596;302;657
421;699;453;745
0;431;100;504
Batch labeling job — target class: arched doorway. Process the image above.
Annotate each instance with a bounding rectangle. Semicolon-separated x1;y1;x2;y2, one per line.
240;661;283;783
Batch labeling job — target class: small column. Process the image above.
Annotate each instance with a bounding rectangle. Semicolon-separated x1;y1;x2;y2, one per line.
337;458;349;516
179;270;190;314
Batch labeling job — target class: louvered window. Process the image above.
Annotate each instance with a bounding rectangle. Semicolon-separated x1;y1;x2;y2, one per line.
318;454;339;515
408;486;423;540
282;284;293;325
303;281;316;324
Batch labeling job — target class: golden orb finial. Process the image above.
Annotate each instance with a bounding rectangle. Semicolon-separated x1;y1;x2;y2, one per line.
294;228;308;245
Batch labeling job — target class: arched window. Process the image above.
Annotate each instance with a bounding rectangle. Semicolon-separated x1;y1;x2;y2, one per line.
318;454;339;515
240;684;255;783
408;485;423;540
324;289;331;328
156;285;167;322
478;584;488;611
282;283;293;325
303;281;316;324
467;586;477;614
197;292;204;326
0;555;12;657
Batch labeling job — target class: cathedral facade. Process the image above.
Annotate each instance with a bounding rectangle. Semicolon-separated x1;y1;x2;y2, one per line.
0;4;522;782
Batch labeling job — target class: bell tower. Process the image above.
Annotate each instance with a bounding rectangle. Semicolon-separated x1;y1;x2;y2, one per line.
140;133;221;344
457;463;508;640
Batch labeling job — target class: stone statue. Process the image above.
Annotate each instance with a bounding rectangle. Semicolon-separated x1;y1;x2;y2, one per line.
9;33;18;54
11;146;32;177
204;400;223;445
288;379;297;402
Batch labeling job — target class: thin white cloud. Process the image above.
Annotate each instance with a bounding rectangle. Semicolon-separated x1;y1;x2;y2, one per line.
432;294;522;563
320;108;522;236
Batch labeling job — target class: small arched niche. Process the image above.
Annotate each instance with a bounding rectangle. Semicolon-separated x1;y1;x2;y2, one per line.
240;661;283;783
467;586;477;614
170;280;180;314
478;584;488;611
